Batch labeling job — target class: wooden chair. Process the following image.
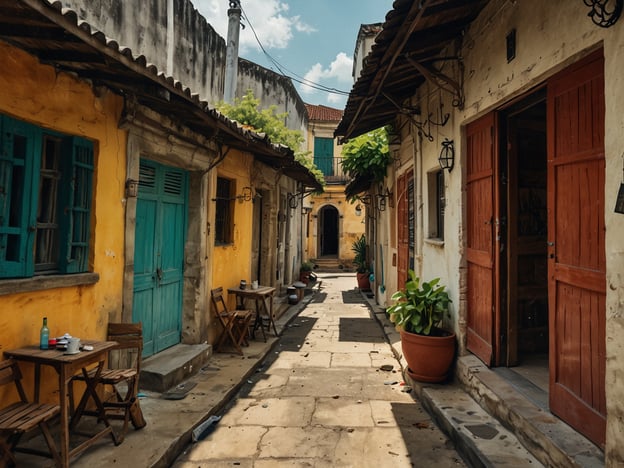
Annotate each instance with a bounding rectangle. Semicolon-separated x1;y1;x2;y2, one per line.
0;359;61;467
211;287;254;355
69;322;146;445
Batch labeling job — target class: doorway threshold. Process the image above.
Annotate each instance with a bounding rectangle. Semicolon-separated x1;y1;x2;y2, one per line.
457;354;604;467
492;366;548;411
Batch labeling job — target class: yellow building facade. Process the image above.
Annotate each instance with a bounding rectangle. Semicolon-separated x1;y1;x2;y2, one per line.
304;104;364;270
0;42;127;399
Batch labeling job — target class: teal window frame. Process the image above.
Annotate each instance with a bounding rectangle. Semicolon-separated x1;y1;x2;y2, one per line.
0;114;94;279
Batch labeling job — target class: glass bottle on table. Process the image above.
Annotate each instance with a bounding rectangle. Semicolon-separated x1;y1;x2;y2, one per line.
40;317;49;350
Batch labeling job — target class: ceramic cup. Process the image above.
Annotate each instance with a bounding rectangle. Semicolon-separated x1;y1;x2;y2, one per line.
252;280;258;290
67;337;81;354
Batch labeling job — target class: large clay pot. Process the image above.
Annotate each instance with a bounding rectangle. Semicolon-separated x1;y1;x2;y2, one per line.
356;272;371;291
400;329;456;383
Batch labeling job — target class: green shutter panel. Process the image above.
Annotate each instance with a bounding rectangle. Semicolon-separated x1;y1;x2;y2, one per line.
0;116;39;278
59;136;94;273
313;137;334;176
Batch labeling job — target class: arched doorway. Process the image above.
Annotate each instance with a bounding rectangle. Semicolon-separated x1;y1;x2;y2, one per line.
318;205;339;257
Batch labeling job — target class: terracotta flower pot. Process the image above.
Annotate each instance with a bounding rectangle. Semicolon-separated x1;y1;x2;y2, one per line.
356;272;371;291
400;329;456;383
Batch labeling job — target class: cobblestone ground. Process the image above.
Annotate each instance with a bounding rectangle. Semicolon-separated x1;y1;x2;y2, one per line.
173;274;465;468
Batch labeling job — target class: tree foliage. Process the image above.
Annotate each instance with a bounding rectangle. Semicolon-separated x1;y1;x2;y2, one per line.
217;90;324;185
341;127;391;183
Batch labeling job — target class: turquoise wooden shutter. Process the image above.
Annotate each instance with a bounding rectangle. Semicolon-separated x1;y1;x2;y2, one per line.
0;116;39;278
313;137;334;176
59;136;94;273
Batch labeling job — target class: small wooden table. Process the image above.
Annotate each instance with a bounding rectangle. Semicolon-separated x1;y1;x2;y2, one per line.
4;340;118;468
228;286;278;340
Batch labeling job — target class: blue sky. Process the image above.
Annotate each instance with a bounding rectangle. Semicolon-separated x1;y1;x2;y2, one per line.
192;0;394;109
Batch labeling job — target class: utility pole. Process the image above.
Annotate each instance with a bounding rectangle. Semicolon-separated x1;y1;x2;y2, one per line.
224;0;241;103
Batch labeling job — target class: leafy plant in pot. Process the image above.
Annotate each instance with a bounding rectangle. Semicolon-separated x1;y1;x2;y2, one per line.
386;270;456;383
351;234;371;291
299;261;314;285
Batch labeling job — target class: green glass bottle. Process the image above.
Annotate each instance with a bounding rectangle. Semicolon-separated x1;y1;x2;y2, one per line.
40;317;49;350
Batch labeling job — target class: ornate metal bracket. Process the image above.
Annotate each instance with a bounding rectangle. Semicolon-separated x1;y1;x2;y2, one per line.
406;56;465;109
584;0;622;27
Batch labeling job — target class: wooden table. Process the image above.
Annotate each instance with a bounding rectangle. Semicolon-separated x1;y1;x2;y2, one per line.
4;340;118;467
228;286;278;340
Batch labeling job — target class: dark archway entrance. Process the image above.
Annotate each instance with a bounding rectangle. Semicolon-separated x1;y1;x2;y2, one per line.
318;205;338;256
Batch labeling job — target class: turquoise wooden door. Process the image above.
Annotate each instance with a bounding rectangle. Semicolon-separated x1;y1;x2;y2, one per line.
133;160;188;356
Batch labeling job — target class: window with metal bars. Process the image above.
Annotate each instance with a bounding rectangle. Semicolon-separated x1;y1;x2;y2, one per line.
214;177;234;245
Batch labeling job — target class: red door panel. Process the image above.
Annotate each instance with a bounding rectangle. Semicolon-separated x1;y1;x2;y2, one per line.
466;113;497;366
397;171;410;288
547;50;606;447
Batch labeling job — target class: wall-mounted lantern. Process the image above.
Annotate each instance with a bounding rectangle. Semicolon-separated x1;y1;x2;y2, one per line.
355;204;363;216
438;138;455;172
376;187;393;212
125;179;139;198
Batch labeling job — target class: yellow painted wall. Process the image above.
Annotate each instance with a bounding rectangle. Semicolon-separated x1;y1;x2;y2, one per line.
0;42;127;401
304;120;364;264
211;149;255;310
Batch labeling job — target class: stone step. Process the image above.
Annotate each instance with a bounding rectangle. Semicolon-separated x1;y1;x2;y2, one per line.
420;384;544;467
456;355;604;468
140;343;211;393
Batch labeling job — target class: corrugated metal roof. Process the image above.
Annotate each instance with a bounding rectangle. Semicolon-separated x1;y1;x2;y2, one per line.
304;104;343;122
0;0;321;190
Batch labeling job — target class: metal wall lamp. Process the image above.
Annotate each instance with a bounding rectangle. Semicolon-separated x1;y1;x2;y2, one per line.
438;138;455;172
376;187;393;212
355;204;363;216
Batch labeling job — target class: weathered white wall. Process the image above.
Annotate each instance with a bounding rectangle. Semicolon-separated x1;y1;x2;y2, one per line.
61;0;226;104
236;59;309;138
59;0;309;135
404;0;624;460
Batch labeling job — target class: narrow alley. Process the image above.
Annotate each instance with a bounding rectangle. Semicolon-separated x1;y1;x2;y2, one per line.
172;274;465;467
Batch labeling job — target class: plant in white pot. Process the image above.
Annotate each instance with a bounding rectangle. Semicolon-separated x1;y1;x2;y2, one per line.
386;270;456;383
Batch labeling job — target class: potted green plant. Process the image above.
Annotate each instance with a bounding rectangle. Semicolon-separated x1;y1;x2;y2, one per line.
386;270;456;383
351;234;371;291
299;261;314;285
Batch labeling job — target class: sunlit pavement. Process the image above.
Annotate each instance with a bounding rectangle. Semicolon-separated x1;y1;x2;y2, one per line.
173;273;465;467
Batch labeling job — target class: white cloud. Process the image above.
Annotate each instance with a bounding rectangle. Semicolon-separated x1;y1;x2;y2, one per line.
300;52;353;95
193;0;315;54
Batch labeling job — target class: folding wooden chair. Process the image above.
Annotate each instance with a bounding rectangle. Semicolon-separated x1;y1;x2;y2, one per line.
69;322;146;445
211;287;254;355
0;359;61;467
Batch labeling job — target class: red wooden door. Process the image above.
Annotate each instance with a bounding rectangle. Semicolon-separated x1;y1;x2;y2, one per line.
397;171;410;288
547;51;606;447
466;113;499;366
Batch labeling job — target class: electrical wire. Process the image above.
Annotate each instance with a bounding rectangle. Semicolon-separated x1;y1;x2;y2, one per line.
238;3;350;96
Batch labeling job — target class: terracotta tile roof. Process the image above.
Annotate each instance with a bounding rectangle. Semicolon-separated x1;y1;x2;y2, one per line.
305;104;343;122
